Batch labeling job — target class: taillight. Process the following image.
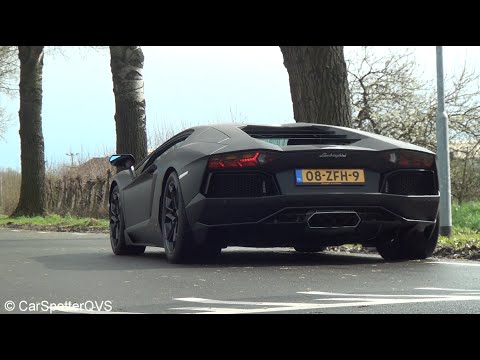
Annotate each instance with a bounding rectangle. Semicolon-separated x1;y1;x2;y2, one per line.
385;151;434;168
208;151;275;169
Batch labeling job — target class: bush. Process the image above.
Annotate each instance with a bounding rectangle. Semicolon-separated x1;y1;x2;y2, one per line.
0;169;21;215
452;201;480;231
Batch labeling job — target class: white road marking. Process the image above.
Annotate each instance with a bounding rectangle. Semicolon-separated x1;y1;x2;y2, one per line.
425;261;480;267
299;290;465;298
454;292;480;295
416;287;480;292
50;306;142;314
11;229;23;232
173;295;480;314
71;233;87;236
179;171;189;180
38;231;50;234
172;289;480;314
176;297;313;307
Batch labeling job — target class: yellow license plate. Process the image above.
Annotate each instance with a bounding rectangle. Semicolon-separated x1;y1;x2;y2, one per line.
295;169;365;185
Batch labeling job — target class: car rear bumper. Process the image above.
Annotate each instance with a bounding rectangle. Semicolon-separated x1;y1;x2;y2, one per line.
187;193;439;225
185;193;439;246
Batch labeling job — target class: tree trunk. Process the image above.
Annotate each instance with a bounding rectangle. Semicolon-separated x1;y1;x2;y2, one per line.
109;46;147;163
12;46;46;217
280;46;352;127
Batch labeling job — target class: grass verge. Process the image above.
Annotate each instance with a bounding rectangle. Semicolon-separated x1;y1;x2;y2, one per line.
436;227;480;260
0;214;109;233
435;202;480;260
452;202;480;230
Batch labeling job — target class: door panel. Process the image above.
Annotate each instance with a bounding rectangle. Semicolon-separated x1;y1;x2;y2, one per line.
122;169;157;228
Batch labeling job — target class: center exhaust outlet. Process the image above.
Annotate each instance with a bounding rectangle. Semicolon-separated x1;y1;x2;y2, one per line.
307;211;361;229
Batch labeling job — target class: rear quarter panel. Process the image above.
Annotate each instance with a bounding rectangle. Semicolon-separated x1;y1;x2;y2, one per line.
155;143;226;206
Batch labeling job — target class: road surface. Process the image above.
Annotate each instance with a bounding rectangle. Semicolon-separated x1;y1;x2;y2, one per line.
1;228;479;314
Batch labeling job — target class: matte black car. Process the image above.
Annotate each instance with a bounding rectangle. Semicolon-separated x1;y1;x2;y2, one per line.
108;123;440;263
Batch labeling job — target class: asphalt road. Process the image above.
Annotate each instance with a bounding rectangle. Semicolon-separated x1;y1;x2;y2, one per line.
1;228;480;314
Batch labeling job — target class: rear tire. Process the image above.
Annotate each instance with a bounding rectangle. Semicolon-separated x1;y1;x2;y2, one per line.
109;185;146;256
376;218;439;261
161;172;197;263
161;171;222;264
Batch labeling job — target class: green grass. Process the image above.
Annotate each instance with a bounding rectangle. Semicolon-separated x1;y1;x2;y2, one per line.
452;201;480;231
438;227;480;249
436;201;480;250
0;214;109;232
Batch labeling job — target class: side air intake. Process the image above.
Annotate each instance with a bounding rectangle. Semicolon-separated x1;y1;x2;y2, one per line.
382;171;437;195
205;172;278;198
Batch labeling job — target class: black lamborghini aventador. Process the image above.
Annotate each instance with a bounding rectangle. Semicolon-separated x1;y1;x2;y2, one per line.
108;123;440;263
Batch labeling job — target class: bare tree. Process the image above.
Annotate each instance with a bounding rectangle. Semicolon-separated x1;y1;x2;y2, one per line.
12;46;46;217
280;46;352;127
0;107;10;140
450;144;480;203
110;46;147;163
0;46;19;139
346;46;480;202
0;46;18;93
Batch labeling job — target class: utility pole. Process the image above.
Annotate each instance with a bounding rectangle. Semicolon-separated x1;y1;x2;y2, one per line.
66;152;79;167
436;46;452;237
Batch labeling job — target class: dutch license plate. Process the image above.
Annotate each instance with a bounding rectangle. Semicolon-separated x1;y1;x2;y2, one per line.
295;169;365;185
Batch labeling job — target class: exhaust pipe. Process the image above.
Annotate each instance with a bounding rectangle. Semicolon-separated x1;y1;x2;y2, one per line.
307;211;361;229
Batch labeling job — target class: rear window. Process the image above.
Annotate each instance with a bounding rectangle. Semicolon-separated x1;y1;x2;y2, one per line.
258;138;289;146
240;125;359;146
196;127;229;143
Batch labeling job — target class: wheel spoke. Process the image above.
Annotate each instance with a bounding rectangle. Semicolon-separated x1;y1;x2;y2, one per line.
165;200;174;212
165;212;176;223
163;179;181;251
113;223;121;245
166;222;176;242
172;222;178;242
168;184;178;209
164;190;177;221
171;192;178;209
110;204;117;217
110;193;121;247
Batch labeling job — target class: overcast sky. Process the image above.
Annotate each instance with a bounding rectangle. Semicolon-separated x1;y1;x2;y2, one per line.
1;46;479;170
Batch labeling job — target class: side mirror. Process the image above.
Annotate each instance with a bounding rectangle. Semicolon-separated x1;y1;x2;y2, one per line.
109;154;136;168
109;154;136;178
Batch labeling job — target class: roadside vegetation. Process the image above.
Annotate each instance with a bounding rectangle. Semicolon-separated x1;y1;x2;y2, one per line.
450;201;480;230
0;214;108;233
434;202;480;259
